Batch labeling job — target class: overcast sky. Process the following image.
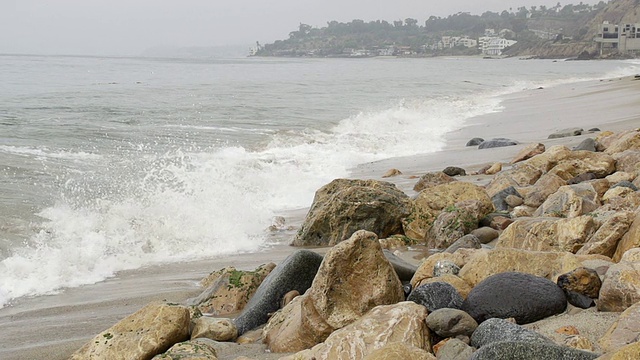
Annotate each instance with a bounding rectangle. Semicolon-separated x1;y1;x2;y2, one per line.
0;0;600;56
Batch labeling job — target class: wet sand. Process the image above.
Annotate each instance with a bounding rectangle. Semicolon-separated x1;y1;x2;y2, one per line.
1;75;639;360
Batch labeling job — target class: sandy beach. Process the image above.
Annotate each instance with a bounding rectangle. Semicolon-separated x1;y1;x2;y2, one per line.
1;74;639;360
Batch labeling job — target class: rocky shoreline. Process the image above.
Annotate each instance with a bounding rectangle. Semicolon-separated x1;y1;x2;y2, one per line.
66;122;640;359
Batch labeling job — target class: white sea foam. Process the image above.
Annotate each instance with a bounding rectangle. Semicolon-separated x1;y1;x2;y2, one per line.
0;145;102;161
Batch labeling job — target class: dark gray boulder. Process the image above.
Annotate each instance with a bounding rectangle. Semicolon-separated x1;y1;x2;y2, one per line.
466;137;485;146
491;186;522;212
588;128;601;132
462;272;567;324
407;282;463;312
383;249;417;282
565;290;596;309
470;318;551;348
234;250;323;334
445;234;482;253
478;138;519;149
548;127;584;139
573;138;597;152
470;341;599;360
612;180;639;191
443;166;466;177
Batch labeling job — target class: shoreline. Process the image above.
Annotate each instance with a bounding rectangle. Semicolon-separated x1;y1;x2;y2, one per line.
2;75;639;359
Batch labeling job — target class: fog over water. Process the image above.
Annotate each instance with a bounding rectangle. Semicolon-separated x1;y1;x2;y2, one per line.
1;0;601;56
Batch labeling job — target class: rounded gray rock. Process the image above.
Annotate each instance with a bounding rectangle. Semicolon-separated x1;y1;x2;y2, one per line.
470;341;599;360
443;166;466;177
462;272;567;324
466;137;484;147
437;338;474;360
407;282;463;312
478;138;519;149
470;227;499;244
425;308;477;338
470;318;550;348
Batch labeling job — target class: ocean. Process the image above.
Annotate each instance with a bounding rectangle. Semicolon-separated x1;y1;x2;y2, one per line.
0;54;637;308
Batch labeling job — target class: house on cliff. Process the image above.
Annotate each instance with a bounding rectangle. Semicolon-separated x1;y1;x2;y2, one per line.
595;21;640;55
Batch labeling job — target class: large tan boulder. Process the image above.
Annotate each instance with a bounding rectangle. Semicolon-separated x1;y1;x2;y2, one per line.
457;248;586;287
547;151;616;180
496;216;598;253
604;130;640;154
598;249;640;312
523;173;567;208
425;200;487;249
613;150;640;175
264;231;404;353
280;302;432;360
606;171;637;184
191;317;237;342
188;263;275;315
512;143;546;164
534;183;601;218
410;251;475;288
292;179;411;246
599;301;640;353
70;302;190;360
596;341;640;360
363;342;436;360
522;145;572;172
613;211;640;262
485;164;543;198
404;182;493;241
602;187;636;204
413;172;456;192
577;212;635;258
151;339;218;360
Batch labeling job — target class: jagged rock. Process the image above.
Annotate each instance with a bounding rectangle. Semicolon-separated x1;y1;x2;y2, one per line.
462;272;567;324
234;250;323;335
382;168;402;178
486;164;544;199
435;338;474;360
613;212;640;262
433;260;461;277
470;341;598;360
426;308;478;338
443;166;466;177
292;179;411;246
470;318;551;347
534;183;601;218
606;171;637;184
187;263;275;316
523;173;567;207
556;267;602;299
598;249;640;312
485;162;503;175
613;150;640;174
604;129;640;154
263;231;404;353
362;342;435;360
573;138;597;152
548;152;616;181
191;317;237;342
152;339;218;360
512;143;546;164
404;182;493;241
577;212;634;258
413;172;456;192
478;138;519;149
496;216;597;253
548;127;584;139
69;302;190;360
599;301;640;353
470;226;499;244
466;137;484;146
280;302;431;360
383;249;417;282
407;282;464;312
445;234;482;253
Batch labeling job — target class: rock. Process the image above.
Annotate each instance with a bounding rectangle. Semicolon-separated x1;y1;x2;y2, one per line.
548;152;616;181
548;127;584;139
470;318;551;347
152;339;218;360
556;326;580;335
466;137;484;146
480;213;513;231
573;138;597;152
606;172;637;184
523;173;567;207
281;290;299;308
234;250;323;335
534;183;601;218
383;249;418;282
512;205;537;217
443;166;466;177
362;342;436;360
478;138;519;149
577;212;635;258
598;250;640;312
604;129;640;154
188;263;275;316
281;302;431;360
413;172;456;192
597;341;640;360
191;317;237;342
512;143;546;164
568;173;599;185
613;212;640;262
588;128;601;132
433;260;461;277
613;150;640;174
379;234;420;250
263;231;404;353
486;164;543;198
426;308;478;338
496;216;597;253
491;186;522;212
419;275;473;300
612;180;639;191
505;194;524;207
445;234;482;253
292;179;411;246
484;162;503;175
602;187;637;205
427;200;487;249
462;272;567;324
565;290;596;309
470;341;599;360
470;226;499;244
599;301;640;352
557;267;602;299
69;302;190;360
382;168;402;178
407;282;463;312
435;338;474;360
411;252;469;287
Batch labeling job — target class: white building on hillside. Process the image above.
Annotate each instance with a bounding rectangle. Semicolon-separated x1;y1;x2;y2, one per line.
484;38;517;56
